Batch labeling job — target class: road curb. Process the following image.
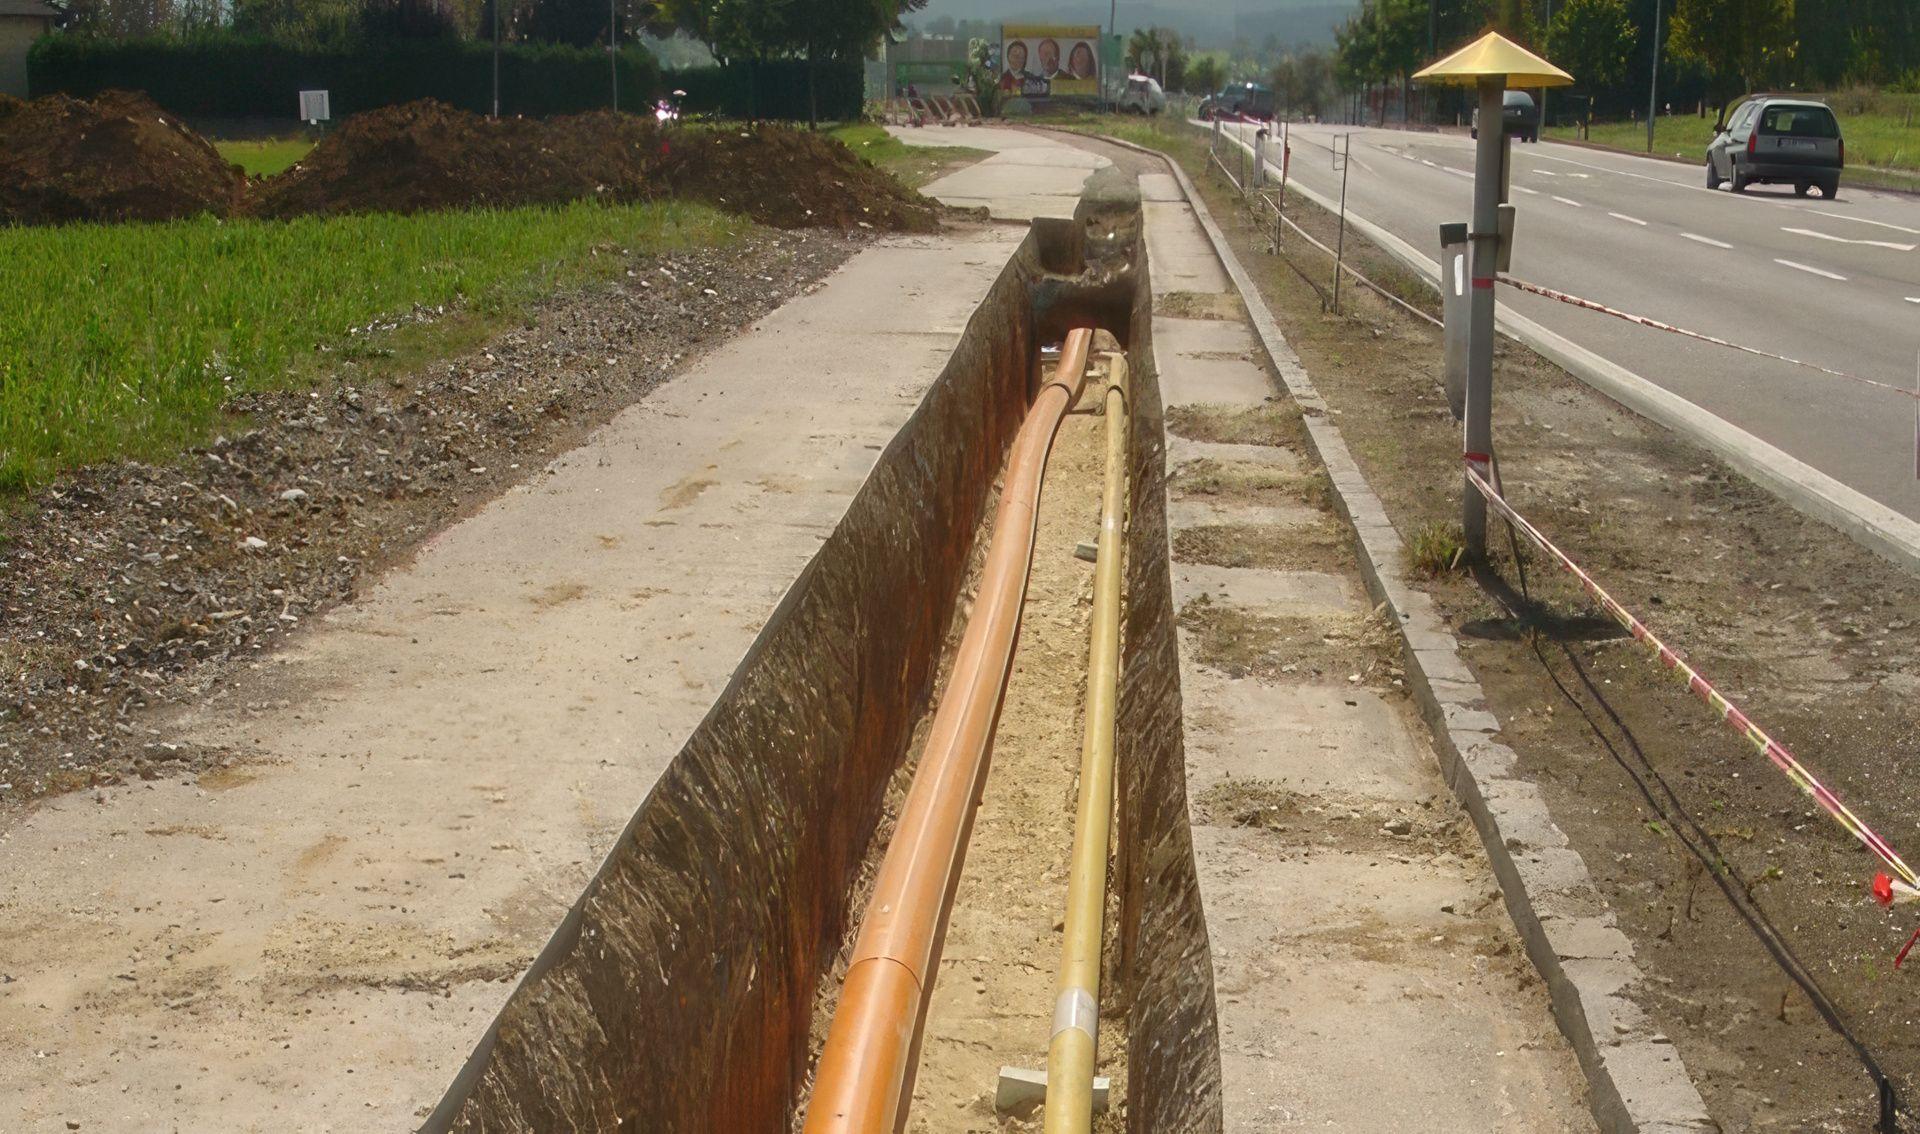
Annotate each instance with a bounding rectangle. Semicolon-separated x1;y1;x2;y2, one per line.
1208;127;1920;580
1105;131;1722;1134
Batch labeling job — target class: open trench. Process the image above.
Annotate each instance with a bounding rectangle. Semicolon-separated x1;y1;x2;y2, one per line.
424;177;1224;1134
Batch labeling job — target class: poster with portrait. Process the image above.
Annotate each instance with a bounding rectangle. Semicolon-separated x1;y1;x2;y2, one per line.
999;25;1101;99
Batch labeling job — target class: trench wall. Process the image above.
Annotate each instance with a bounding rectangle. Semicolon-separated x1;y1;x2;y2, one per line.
1115;213;1226;1134
425;231;1045;1134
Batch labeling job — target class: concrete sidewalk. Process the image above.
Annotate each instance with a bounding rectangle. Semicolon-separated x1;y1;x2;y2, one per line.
1145;172;1601;1132
890;124;1110;220
0;225;1027;1133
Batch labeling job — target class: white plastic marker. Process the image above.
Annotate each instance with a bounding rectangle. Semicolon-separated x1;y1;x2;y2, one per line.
1774;258;1847;281
1782;226;1918;252
1682;232;1733;248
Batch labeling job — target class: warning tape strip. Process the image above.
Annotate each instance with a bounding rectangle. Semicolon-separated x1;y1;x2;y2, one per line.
1496;275;1917;402
1463;456;1920;897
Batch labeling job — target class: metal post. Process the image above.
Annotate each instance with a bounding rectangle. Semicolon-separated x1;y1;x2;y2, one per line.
1439;222;1468;420
1463;76;1504;558
1646;0;1662;154
1332;135;1350;313
491;0;501;119
609;0;619;112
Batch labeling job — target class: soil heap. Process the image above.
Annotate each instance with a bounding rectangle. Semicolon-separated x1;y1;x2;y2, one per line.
256;100;936;232
656;124;937;232
253;100;662;219
0;90;244;225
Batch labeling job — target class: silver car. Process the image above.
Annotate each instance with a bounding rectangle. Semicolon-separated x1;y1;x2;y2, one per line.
1706;97;1843;198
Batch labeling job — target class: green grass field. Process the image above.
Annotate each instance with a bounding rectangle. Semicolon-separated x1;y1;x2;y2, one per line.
827;122;990;188
1547;104;1920;191
0;200;737;491
214;138;317;177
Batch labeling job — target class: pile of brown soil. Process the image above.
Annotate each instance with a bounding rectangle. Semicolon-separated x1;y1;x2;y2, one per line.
0;89;244;225
257;100;935;231
252;100;663;219
657;123;938;232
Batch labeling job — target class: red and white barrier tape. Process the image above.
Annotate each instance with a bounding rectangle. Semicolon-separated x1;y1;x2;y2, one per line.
1463;455;1920;956
1497;275;1916;403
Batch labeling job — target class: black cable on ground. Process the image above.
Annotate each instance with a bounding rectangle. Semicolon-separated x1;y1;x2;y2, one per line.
1480;453;1907;1134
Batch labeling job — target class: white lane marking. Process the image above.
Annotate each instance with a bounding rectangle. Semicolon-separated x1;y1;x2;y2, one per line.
1608;212;1648;225
1566;172;1591;178
1907;297;1920;304
1681;232;1734;248
1443;166;1473;179
1534;168;1558;176
1552;195;1583;207
1781;225;1918;252
1421;159;1438;167
1512;185;1540;195
1808;209;1920;236
1774;258;1848;280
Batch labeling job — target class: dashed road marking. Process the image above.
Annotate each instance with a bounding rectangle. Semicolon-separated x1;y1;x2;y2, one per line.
1512;185;1540;195
1552;195;1583;207
1534;169;1558;176
1608;212;1648;225
1443;166;1473;179
1781;226;1917;252
1681;232;1733;248
1774;258;1848;280
1907;297;1920;304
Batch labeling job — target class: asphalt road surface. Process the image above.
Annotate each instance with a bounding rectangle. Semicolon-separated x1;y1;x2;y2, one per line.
1218;120;1920;523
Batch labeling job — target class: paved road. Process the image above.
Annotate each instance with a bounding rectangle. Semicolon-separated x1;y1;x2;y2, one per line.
1219;120;1920;522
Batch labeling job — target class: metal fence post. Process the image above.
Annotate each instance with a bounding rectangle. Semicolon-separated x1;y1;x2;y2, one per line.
1332;135;1351;313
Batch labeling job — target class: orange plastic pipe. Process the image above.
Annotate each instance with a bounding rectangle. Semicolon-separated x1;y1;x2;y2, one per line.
801;327;1095;1134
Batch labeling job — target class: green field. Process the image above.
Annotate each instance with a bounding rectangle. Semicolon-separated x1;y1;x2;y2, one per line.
214;138;317;177
1547;102;1920;190
0;200;737;491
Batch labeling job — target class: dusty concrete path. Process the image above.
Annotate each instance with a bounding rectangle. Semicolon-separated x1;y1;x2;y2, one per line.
1145;174;1601;1131
891;125;1109;221
0;225;1025;1134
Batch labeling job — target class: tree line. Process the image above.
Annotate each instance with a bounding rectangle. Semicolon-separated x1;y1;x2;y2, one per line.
1334;0;1918;123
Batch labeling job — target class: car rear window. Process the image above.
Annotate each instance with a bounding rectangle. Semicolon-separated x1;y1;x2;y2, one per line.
1504;92;1535;108
1760;106;1839;138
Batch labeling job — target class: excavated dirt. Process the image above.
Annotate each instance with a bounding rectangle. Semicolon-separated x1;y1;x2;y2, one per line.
0;89;245;225
1;93;937;231
0;228;864;806
253;100;936;230
1178;136;1920;1131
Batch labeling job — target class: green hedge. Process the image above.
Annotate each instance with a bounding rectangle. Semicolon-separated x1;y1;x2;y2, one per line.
27;33;858;122
27;34;659;118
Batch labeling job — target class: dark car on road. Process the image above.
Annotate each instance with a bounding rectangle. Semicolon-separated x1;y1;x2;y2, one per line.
1706;97;1843;197
1470;90;1540;142
1198;82;1276;122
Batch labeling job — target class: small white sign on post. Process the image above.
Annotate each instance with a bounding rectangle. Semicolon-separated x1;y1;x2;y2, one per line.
298;90;331;126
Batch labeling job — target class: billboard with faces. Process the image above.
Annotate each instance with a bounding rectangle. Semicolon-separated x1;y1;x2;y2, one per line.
999;25;1101;99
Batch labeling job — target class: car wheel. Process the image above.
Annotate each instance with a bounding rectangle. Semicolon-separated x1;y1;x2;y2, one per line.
1706;159;1722;190
1794;181;1811;196
1730;165;1748;193
1821;178;1840;200
1469;127;1477;140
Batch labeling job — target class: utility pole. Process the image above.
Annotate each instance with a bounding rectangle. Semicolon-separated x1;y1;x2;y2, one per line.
1646;0;1662;153
491;0;501;119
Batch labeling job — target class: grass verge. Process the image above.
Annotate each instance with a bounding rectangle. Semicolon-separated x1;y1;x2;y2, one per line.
826;122;990;188
214;137;317;177
1547;113;1920;192
0;199;739;491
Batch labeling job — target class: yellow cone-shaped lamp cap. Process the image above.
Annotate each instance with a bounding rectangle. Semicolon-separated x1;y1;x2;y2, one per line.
1412;31;1573;87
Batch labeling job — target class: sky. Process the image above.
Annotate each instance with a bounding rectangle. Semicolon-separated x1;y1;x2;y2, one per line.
906;0;1360;49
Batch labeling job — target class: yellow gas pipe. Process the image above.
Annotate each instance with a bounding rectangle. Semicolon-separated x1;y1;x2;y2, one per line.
1042;351;1129;1134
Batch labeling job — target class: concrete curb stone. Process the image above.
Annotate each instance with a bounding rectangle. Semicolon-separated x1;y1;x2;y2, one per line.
1093;129;1721;1134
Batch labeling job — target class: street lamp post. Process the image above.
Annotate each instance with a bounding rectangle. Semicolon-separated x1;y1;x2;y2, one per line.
1647;0;1662;154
